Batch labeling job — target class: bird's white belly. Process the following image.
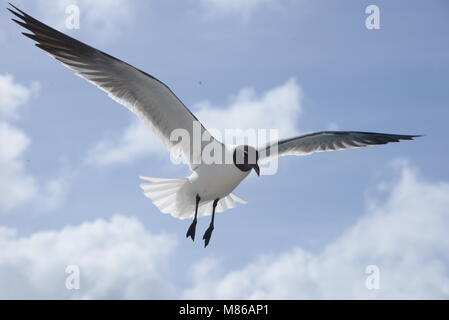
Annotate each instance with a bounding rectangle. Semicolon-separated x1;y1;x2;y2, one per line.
189;163;250;201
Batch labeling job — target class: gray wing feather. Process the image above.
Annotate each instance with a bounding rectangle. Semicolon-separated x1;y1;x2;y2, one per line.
259;131;421;163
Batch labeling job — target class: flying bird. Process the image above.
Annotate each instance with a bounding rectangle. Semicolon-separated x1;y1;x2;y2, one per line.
8;4;421;247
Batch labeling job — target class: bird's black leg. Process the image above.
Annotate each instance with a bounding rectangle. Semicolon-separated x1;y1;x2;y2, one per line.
186;195;200;241
203;199;219;248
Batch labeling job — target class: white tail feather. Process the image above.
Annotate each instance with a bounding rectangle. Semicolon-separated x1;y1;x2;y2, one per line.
139;176;247;219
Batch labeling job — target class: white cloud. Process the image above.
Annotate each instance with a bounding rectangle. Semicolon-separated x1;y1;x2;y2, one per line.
34;0;134;40
2;160;449;299
86;78;302;166
85;120;164;166
183;161;449;299
0;75;38;212
0;74;39;119
0;74;67;213
0;215;176;299
0;122;38;211
201;0;272;19
194;78;301;146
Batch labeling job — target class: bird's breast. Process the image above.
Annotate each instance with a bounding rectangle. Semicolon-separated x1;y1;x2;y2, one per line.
189;163;250;201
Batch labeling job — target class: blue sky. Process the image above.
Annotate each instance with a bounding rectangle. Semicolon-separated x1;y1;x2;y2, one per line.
1;0;449;299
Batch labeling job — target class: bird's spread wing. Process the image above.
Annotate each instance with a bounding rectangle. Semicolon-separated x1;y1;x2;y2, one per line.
8;4;221;169
258;131;421;163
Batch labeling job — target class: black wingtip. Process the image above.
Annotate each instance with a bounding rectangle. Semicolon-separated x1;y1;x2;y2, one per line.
21;32;36;41
8;3;25;15
7;7;22;20
7;3;27;24
11;18;24;27
8;3;36;23
397;134;424;141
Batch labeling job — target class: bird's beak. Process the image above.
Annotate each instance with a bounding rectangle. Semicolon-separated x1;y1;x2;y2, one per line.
252;164;260;176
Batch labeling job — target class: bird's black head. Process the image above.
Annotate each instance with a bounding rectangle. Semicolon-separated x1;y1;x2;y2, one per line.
233;145;260;176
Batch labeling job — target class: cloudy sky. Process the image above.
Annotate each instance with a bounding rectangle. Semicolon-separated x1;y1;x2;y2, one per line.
1;0;448;299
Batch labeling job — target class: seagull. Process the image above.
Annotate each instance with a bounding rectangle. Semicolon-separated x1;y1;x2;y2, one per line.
9;4;421;247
